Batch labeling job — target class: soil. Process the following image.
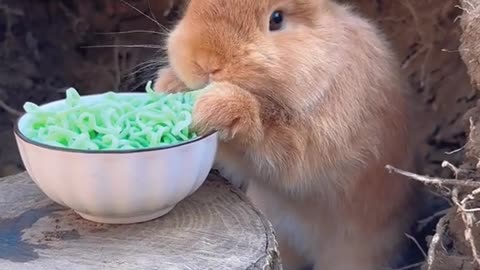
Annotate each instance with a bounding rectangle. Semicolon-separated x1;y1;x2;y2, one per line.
0;0;479;269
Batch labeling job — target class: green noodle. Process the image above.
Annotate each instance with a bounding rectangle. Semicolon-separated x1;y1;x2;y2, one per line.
21;81;207;151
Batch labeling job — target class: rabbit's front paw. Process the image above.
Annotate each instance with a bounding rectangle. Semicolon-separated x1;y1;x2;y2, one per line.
192;82;262;142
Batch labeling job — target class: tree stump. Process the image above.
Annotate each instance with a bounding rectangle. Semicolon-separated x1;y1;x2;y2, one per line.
0;172;281;270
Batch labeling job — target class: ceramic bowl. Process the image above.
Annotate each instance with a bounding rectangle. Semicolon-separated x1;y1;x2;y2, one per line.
14;93;218;224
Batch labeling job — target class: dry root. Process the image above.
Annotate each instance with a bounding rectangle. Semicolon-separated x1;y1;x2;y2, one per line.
386;165;480;189
387;162;480;270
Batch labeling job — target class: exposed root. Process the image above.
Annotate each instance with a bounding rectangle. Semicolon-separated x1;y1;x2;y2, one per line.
417;209;450;233
406;233;428;259
446;145;466;155
385;165;480;188
452;188;480;267
387;161;480;269
426;212;451;270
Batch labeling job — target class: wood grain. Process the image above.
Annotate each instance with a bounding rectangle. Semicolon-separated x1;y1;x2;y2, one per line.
0;172;280;270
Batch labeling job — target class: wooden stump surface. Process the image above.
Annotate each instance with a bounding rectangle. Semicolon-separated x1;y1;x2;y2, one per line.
0;172;280;270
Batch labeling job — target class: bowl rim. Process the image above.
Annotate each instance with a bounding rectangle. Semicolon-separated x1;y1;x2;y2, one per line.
14;92;217;154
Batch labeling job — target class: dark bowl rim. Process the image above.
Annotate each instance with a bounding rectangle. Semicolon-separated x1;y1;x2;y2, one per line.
14;93;217;154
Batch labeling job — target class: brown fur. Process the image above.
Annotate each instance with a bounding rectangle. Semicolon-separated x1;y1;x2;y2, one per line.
154;1;418;269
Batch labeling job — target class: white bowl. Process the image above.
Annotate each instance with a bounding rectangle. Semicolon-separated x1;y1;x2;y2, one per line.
14;93;218;224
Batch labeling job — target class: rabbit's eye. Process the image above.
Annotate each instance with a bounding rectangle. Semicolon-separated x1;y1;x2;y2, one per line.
269;10;284;31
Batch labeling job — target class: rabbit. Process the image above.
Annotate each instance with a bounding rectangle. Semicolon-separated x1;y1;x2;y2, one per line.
153;0;419;269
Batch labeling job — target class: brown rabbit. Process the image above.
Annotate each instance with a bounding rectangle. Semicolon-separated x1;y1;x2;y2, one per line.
154;0;418;269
